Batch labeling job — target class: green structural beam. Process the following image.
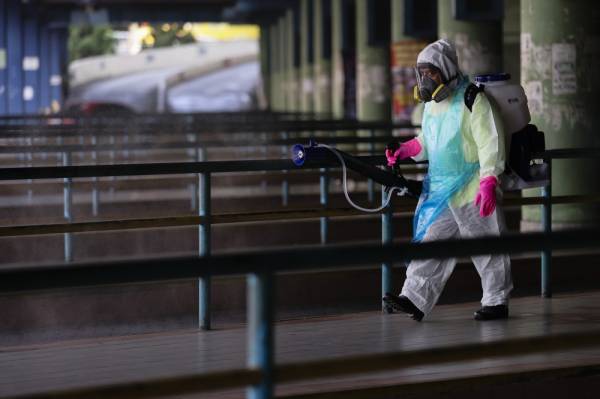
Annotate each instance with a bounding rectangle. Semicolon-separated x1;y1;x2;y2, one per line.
331;0;345;119
277;16;287;111
356;0;391;122
313;0;332;115
438;0;502;77
285;9;299;112
259;26;270;108
300;0;314;113
521;0;600;228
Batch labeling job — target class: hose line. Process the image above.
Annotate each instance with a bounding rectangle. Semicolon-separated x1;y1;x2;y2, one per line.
318;143;405;213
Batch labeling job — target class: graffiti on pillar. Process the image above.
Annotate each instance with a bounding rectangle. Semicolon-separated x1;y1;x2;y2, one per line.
524;80;543;116
552;43;577;95
358;63;388;105
447;33;501;77
391;40;426;122
521;33;552;81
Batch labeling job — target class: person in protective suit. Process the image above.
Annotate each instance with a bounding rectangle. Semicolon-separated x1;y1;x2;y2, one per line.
383;39;512;321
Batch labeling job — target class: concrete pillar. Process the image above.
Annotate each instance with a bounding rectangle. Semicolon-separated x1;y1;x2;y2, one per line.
259;25;271;110
438;0;502;77
300;0;314;113
390;0;428;122
268;23;281;111
284;9;299;112
521;0;600;228
503;0;521;83
356;0;391;122
331;0;345;118
6;0;24;114
277;16;288;111
313;0;332;115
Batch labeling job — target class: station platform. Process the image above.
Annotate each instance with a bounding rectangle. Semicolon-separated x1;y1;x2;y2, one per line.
1;290;600;398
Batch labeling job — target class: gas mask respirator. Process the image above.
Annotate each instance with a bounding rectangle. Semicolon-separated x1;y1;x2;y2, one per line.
413;67;453;103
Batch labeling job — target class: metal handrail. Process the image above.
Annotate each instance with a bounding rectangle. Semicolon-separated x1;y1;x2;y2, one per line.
0;135;408;154
0;119;416;137
4;194;600;238
0;156;379;180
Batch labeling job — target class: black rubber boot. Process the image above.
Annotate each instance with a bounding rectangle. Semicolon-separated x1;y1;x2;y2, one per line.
473;305;509;321
382;293;424;322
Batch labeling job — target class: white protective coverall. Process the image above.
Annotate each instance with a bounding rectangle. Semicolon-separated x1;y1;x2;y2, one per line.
401;40;513;316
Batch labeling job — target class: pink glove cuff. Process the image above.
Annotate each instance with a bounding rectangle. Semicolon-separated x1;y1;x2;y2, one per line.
474;176;498;217
479;175;498;188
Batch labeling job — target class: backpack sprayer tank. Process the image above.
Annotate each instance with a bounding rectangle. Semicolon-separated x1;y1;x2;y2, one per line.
474;73;548;189
475;73;531;135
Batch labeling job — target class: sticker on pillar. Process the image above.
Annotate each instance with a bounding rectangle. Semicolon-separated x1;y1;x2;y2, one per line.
23;86;35;101
552;43;576;95
520;33;532;68
23;57;40;71
0;49;6;69
317;75;330;91
391;40;427;122
50;75;62;86
358;64;388;104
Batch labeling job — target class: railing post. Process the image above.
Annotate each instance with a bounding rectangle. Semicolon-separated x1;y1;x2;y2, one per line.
381;185;393;309
63;151;73;262
199;153;212;330
246;271;274;399
91;135;99;216
541;158;552;298
281;131;289;206
189;134;199;211
320;167;329;245
27;136;33;202
367;129;375;203
109;134;116;195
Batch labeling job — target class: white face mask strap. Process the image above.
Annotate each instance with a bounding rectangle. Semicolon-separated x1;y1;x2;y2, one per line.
415;66;424;87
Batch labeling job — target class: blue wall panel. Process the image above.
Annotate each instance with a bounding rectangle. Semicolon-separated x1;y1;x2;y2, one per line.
23;13;41;114
0;0;7;115
6;0;23;114
39;23;51;112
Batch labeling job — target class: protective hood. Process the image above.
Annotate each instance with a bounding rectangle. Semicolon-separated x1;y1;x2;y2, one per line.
417;39;463;90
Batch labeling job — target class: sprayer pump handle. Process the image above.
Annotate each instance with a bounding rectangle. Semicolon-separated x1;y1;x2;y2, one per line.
386;141;400;152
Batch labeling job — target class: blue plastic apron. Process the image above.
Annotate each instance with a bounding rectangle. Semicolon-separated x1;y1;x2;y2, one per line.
413;79;479;242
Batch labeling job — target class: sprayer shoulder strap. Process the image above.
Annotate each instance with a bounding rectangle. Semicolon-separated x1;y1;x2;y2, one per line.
464;83;484;112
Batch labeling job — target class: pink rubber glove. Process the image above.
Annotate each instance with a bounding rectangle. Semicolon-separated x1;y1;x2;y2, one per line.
385;138;422;167
474;176;498;217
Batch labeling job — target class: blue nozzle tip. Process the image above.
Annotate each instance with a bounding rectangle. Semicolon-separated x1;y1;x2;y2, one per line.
292;144;306;166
